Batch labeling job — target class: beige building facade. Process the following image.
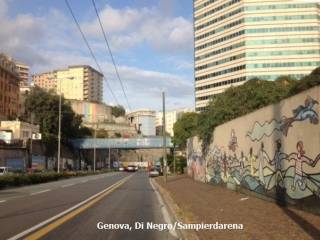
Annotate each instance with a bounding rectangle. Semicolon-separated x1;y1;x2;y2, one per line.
32;71;57;91
0;120;40;141
32;65;103;102
15;63;30;87
194;0;320;111
155;108;193;136
56;65;103;102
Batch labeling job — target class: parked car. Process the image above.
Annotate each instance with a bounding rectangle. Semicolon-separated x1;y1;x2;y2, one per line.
126;165;136;172
119;167;125;171
0;167;10;176
135;166;139;171
149;167;159;177
155;165;163;176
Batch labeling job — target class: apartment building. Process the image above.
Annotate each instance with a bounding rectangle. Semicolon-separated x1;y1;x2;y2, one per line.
155;108;193;136
15;63;30;87
32;71;57;91
56;65;103;103
32;65;103;102
0;54;20;120
194;0;320;111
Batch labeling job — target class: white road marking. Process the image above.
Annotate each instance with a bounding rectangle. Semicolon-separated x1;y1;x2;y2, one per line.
61;183;75;188
30;189;51;196
8;175;132;240
0;200;6;203
149;179;179;238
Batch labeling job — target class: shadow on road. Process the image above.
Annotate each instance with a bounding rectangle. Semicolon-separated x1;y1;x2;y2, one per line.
164;174;188;183
281;207;320;240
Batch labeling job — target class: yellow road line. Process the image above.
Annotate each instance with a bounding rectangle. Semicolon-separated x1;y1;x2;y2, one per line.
25;175;133;240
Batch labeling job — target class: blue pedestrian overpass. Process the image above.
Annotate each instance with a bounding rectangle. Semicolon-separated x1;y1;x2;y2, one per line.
70;137;173;149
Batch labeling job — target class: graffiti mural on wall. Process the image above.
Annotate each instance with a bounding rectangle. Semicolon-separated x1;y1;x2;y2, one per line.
191;94;320;204
187;138;206;182
206;140;320;199
247;96;319;141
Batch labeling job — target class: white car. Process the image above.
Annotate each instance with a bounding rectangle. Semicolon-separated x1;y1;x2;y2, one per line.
127;166;135;172
149;168;159;177
0;167;10;176
119;167;125;171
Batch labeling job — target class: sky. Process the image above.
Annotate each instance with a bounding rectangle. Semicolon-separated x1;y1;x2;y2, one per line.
0;0;194;111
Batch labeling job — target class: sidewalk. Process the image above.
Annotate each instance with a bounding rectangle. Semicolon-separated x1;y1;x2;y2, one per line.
155;174;320;240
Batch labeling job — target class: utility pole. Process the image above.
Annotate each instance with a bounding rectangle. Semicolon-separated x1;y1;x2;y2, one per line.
57;76;74;173
93;122;97;172
162;92;167;183
173;144;176;175
108;146;111;170
28;113;35;170
57;79;62;173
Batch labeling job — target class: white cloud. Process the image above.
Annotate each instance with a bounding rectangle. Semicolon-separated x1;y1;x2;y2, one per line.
102;64;194;110
0;1;47;65
82;4;193;53
0;0;194;110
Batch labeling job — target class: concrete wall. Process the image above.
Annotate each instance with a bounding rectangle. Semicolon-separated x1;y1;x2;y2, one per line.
187;86;320;212
69;99;112;124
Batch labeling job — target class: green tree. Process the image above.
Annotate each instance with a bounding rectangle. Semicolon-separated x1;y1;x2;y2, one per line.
111;105;126;117
172;112;199;148
96;129;109;138
24;87;90;157
289;67;320;95
198;77;296;147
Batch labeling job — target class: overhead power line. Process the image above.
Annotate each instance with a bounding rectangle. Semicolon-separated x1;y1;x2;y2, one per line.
91;0;132;111
64;0;119;105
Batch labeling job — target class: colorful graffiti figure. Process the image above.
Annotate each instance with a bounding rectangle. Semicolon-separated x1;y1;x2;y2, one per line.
280;96;319;136
289;141;320;191
228;129;238;152
257;142;269;186
239;151;246;176
268;140;287;185
248;147;257;176
222;152;228;178
193;153;205;178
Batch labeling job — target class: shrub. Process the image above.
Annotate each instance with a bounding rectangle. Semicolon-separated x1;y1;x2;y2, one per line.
0;170;113;189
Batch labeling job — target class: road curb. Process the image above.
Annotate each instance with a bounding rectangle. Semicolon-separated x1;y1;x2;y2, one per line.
150;178;200;240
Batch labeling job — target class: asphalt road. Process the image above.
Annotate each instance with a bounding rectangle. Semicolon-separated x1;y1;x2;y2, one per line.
0;171;178;240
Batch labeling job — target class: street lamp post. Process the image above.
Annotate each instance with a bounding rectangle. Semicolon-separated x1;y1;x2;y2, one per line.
57;77;74;173
162;92;167;183
93;122;98;172
57;81;62;173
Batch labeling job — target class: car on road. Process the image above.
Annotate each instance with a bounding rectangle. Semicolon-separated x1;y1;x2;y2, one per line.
126;165;136;172
148;167;159;177
154;165;163;176
119;167;125;171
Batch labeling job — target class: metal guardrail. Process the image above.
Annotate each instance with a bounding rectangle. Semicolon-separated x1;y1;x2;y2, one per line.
70;137;173;149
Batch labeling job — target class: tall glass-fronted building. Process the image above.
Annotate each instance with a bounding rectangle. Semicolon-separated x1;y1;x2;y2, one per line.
194;0;320;111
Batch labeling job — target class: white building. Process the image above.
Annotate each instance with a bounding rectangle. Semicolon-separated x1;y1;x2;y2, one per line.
194;0;320;111
156;108;193;137
127;109;156;136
